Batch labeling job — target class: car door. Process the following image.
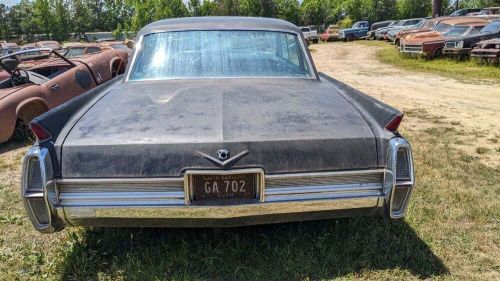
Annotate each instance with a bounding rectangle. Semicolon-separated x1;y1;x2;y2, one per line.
42;63;97;108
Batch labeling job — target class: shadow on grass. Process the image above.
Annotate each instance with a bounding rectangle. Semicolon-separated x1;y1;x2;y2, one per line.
0;140;31;155
60;217;448;280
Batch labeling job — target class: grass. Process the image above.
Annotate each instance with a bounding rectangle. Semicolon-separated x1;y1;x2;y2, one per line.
356;40;500;80
0;114;499;280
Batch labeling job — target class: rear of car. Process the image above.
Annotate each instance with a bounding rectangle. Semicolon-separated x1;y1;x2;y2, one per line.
20;17;415;233
444;21;500;58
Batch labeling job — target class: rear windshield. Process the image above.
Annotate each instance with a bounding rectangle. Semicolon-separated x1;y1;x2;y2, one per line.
129;31;313;80
435;23;453;33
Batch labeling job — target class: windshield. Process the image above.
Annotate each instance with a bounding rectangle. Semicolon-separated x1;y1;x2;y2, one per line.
435;23;453;33
481;22;500;34
65;47;85;58
443;26;470;37
129;31;313;80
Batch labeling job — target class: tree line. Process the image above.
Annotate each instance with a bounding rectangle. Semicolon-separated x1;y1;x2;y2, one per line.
1;0;499;43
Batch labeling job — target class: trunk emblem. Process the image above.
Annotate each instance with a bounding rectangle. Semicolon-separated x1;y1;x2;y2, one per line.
197;150;249;169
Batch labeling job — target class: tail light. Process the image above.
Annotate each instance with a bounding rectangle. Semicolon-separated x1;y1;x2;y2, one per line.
385;114;403;132
30;122;52;142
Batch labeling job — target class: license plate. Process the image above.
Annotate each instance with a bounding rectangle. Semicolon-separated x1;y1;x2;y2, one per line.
191;173;257;201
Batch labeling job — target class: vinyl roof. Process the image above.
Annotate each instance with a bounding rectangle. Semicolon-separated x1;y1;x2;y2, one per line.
137;17;301;37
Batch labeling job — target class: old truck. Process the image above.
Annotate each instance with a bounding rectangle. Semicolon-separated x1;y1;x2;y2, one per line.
299;26;319;44
339;21;370;41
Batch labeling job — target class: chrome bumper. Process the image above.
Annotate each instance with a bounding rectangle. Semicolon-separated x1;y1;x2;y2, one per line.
21;138;414;233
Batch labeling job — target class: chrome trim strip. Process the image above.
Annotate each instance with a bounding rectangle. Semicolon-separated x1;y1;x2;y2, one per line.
62;197;381;227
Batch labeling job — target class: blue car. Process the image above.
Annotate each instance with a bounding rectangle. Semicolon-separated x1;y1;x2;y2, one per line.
339;21;370;41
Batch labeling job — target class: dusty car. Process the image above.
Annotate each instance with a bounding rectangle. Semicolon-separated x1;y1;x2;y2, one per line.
35;41;61;50
320;25;340;42
444;20;500;58
471;38;500;64
400;18;490;59
63;44;103;58
375;19;422;40
300;26;319;44
386;18;425;42
21;17;414;233
367;20;397;39
339;21;370;41
0;42;20;56
449;8;482;16
0;48;128;144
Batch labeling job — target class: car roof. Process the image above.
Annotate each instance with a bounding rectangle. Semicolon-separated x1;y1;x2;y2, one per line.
138;16;301;37
440;17;490;25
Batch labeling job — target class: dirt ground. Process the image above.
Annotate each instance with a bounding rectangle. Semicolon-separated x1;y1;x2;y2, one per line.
311;42;500;166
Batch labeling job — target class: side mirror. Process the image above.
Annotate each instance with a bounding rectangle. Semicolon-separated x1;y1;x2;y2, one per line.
1;58;19;71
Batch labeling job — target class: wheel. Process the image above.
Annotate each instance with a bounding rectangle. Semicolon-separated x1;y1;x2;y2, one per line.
395;39;400;47
433;48;443;59
347;34;355;42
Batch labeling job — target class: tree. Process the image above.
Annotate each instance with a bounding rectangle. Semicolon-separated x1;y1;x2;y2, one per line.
199;0;218;15
51;0;71;41
238;0;262;16
397;0;432;19
33;0;52;38
275;0;300;24
188;0;202;16
72;0;92;39
300;0;331;27
0;4;9;41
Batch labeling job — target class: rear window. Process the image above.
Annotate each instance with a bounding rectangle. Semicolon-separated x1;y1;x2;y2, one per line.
65;47;84;58
481;22;500;34
129;30;313;80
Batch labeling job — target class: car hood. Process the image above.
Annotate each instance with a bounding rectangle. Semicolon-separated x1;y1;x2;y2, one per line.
60;79;379;177
403;31;444;44
398;28;432;37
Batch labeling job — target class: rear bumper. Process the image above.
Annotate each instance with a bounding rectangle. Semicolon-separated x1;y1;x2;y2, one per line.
21;138;414;233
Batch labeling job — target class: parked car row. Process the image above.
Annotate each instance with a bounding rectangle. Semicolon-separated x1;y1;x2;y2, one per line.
361;9;500;64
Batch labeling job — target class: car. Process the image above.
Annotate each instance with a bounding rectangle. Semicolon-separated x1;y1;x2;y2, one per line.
300;26;319;44
471;38;500;64
400;18;490;59
367;20;397;40
0;48;128;144
449;8;482;17
34;40;62;50
375;18;424;40
320;25;340;42
63;44;103;58
0;42;20;56
338;21;370;41
477;7;500;16
386;19;425;43
444;20;500;59
20;17;415;234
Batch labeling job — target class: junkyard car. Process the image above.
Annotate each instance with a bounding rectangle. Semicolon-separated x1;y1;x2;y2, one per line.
63;44;103;58
386;18;424;42
471;38;500;64
0;48;128;143
400;18;490;59
375;19;422;40
444;20;500;58
449;8;481;16
320;25;340;42
339;21;369;41
21;17;414;233
0;42;20;56
367;20;397;39
300;26;319;44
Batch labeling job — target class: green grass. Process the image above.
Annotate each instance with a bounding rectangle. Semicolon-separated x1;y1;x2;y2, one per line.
357;40;500;80
0;115;499;280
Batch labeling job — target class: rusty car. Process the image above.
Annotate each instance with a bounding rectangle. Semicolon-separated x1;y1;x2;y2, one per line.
444;20;500;59
400;18;490;59
20;17;414;233
471;38;500;64
0;48;128;144
320;25;340;42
